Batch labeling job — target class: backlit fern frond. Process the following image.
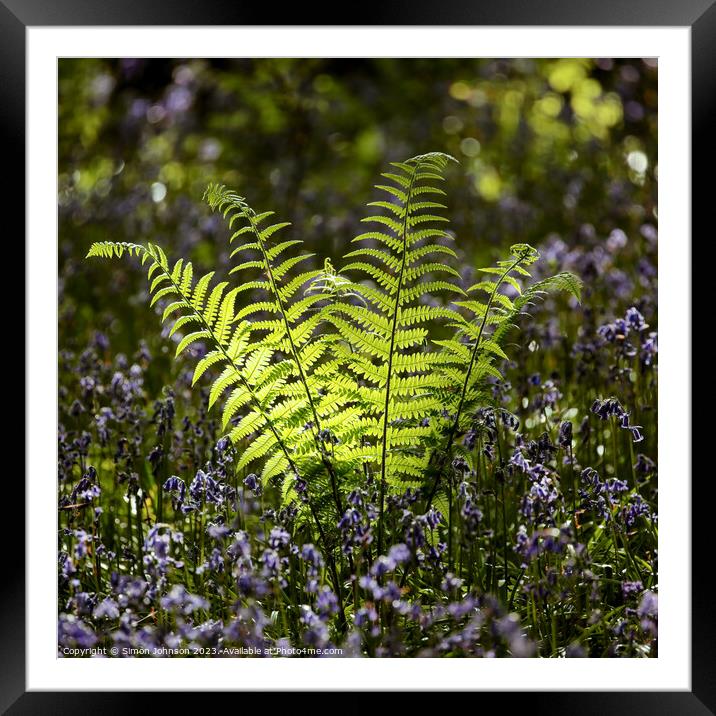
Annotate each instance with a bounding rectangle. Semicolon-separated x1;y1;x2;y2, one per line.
322;152;461;552
203;185;356;517
422;245;582;507
85;240;301;484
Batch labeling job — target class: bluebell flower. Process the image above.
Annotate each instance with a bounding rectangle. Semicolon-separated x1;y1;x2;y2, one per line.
300;544;323;568
73;529;91;559
638;591;658;617
300;606;330;647
510;447;531;473
634;453;656;476
606;478;629;495
163;475;186;505
630;426;644;443
641;332;658;367
354;606;379;633
621;581;643;599
93;597;120;620
463;430;476;451
79;375;96;395
316;586;339;617
441;573;463;593
260;548;280;577
71;471;101;503
243;473;262;496
268;527;290;550
621;493;652;528
228;530;252;560
189;469;223;504
344;490;361;507
625;307;647;332
92;331;110;351
460;496;482;538
566;642;587;657
591;397;645;443
425;507;443;530
207;547;225;573
387;543;411;565
59;553;75;580
557;420;573;449
68;591;97;617
58;614;98;649
207;523;230;541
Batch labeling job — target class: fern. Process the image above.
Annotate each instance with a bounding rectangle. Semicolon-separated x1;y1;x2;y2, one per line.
86;236;353;625
86;152;580;567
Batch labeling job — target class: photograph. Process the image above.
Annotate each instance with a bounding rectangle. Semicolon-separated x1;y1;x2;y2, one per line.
57;57;660;659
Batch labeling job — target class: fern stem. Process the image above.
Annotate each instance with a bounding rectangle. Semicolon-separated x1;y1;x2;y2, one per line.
423;256;524;512
304;496;348;632
377;163;420;557
447;477;454;572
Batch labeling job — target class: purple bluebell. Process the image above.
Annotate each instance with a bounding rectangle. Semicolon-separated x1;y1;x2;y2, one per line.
93;597;120;620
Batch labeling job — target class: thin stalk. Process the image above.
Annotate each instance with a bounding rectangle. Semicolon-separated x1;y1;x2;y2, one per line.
304;496;347;632
500;478;509;601
610;415;622;482
494;422;509;600
569;442;577;519
447;477;454;572
134;494;145;567
125;493;134;566
508;567;525;612
551;611;558;656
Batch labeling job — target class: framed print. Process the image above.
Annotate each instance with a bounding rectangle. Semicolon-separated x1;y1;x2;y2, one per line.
5;0;710;711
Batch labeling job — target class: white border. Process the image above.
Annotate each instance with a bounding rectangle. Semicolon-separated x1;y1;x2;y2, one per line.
28;27;690;691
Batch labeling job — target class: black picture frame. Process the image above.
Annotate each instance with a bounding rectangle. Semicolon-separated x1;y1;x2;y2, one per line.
5;1;708;712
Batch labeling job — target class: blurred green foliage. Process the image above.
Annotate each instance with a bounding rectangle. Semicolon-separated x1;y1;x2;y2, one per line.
59;58;657;358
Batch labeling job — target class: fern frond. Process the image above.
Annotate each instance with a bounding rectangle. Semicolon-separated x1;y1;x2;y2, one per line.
204;184;350;520
327;153;461;551
88;158;582;592
423;244;582;509
86;240;301;491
